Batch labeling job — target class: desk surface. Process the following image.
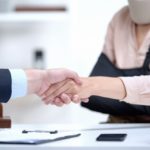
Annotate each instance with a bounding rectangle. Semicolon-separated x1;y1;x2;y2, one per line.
0;123;150;150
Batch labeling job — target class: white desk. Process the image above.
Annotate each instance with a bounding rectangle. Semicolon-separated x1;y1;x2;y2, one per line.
1;123;150;150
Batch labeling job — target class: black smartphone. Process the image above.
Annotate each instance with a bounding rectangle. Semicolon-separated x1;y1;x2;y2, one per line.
96;133;127;142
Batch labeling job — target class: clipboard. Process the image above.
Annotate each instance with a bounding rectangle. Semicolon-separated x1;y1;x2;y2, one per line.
0;133;81;145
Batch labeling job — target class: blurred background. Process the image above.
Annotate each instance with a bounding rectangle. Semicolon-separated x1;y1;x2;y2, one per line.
0;0;127;124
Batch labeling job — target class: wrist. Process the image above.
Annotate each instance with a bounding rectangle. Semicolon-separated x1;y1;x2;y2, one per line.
81;77;98;97
25;69;45;95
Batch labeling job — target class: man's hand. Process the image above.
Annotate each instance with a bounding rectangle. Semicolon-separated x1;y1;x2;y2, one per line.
47;68;81;85
25;68;81;104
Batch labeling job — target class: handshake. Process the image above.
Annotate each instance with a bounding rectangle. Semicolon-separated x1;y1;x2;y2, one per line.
25;68;91;106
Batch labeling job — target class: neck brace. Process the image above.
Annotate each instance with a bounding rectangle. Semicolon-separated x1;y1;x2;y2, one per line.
128;0;150;24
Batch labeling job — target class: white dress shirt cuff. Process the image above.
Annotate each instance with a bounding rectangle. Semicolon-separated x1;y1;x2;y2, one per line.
9;69;27;99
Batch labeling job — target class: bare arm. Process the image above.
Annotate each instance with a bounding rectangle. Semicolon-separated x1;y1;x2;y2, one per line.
43;76;126;104
83;77;126;100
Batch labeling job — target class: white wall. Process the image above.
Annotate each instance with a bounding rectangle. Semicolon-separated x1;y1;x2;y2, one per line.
1;0;127;124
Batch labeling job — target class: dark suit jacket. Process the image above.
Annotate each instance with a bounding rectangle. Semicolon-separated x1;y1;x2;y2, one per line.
0;69;11;103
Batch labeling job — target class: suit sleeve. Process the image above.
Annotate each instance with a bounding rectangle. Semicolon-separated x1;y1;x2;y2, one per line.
0;69;11;103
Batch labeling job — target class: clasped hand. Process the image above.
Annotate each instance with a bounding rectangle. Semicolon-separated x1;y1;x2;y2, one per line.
26;68;91;107
42;78;91;106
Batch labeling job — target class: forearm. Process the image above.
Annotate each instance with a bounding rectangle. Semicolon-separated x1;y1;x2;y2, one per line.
81;77;126;100
6;69;37;100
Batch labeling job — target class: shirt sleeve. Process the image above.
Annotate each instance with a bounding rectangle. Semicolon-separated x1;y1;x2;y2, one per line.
9;69;27;99
119;76;150;105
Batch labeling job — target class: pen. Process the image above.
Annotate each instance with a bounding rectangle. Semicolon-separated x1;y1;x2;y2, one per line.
22;130;58;134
